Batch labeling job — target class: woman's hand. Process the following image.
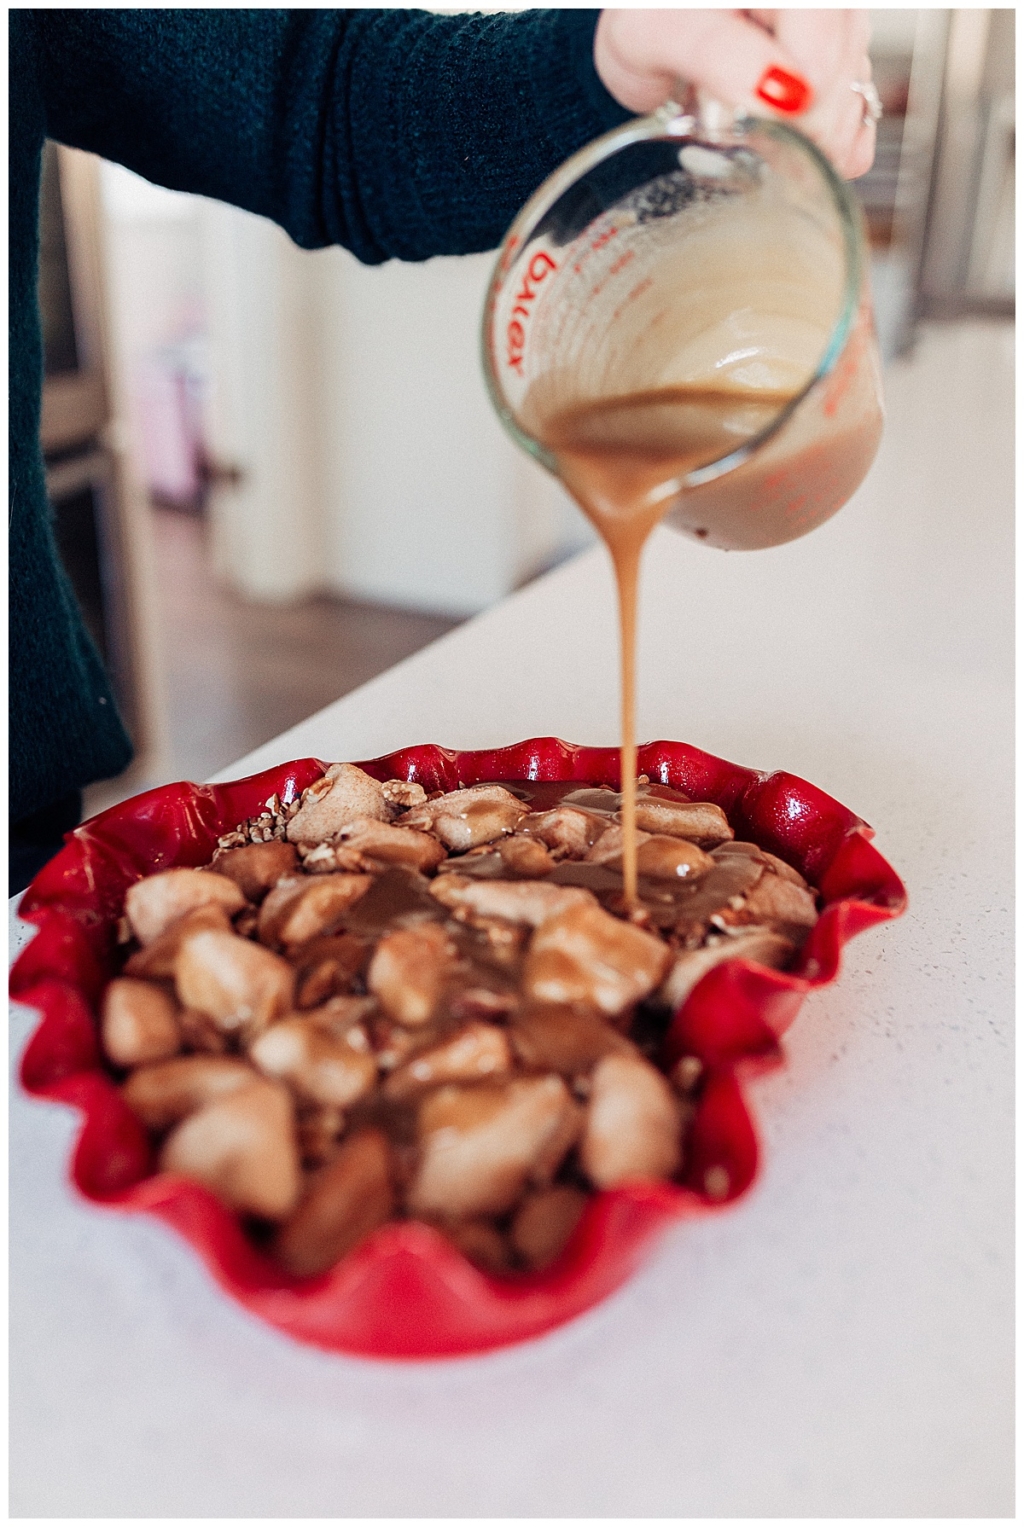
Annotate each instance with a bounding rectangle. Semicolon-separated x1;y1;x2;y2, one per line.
594;9;876;179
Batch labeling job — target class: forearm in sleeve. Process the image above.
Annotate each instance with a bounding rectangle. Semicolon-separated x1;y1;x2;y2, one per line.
34;8;631;264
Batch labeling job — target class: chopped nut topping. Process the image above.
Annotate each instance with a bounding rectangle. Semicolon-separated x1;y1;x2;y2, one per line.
216;793;294;850
381;778;428;812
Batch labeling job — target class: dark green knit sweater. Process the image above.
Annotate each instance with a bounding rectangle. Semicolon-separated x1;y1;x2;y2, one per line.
9;8;630;825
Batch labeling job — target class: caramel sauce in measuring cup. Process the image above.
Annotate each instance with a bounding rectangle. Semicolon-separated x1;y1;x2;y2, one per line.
484;106;883;906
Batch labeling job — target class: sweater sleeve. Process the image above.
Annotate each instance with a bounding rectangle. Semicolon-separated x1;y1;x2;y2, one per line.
34;8;633;264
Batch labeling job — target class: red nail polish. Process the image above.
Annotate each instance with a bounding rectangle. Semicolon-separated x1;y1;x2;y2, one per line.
756;66;813;115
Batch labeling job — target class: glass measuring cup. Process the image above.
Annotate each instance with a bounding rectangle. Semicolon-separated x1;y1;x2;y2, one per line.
482;97;883;551
481;97;883;907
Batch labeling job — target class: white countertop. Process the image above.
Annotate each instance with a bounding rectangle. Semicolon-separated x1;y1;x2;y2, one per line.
10;322;1013;1516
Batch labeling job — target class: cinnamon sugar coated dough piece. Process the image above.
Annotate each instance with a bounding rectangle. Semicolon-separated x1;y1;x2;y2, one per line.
383;1021;512;1100
212;839;299;902
175;928;294;1039
107;763;819;1274
123;1055;258;1130
125;868;246;946
101;978;182;1067
430;874;595;927
367;922;460;1026
400;784;530;851
273;1129;394;1276
123;903;235;980
249;1017;378;1108
286;762;391;842
299;817;447;875
159;1078;301;1220
258;873;372;949
524;902;672;1016
408;1076;580;1218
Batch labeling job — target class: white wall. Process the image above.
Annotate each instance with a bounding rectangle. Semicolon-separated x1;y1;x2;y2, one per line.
310;245;589;616
100;161;590;616
199;204;327;601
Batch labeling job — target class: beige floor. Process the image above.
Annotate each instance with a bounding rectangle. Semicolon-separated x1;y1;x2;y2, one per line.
86;508;459;811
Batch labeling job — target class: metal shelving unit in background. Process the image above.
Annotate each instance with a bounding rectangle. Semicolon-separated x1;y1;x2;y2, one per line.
919;8;1015;316
859;8;1015;360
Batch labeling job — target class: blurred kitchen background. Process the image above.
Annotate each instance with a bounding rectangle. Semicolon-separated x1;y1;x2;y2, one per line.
38;8;1013;812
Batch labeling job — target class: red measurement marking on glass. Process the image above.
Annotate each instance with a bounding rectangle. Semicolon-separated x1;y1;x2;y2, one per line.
506;250;558;374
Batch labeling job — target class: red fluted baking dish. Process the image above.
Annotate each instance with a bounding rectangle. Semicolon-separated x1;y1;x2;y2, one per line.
10;737;905;1359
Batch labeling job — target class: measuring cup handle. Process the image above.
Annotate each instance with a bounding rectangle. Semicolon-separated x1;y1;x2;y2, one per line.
660;82;744;138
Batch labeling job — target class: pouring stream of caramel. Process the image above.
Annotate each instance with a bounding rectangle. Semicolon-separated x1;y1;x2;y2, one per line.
538;382;796;906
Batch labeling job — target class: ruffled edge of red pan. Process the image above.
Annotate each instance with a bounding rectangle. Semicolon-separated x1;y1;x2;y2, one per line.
10;738;906;1359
